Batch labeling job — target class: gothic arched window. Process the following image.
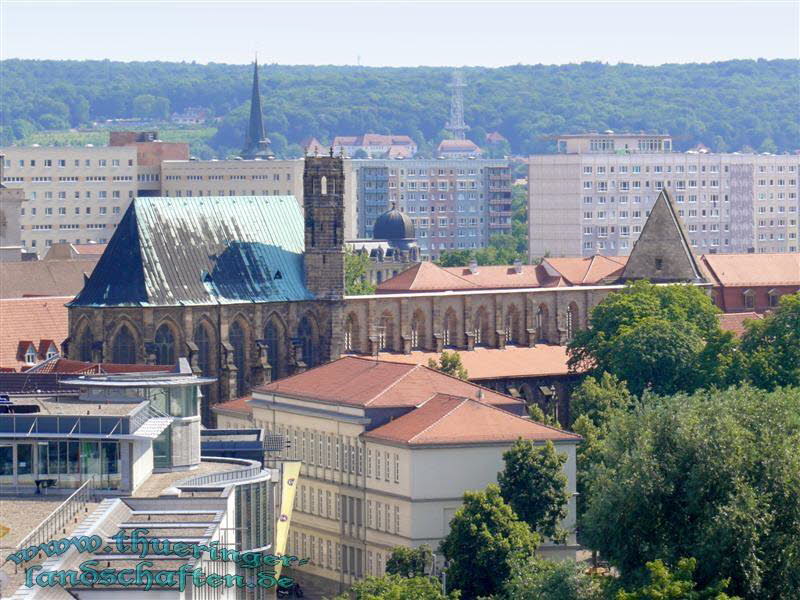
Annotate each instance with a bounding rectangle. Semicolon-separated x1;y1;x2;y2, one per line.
566;302;579;342
378;313;394;351
474;307;489;346
443;309;458;348
344;313;359;353
505;305;520;345
112;326;136;364
154;324;176;366
411;311;425;350
264;319;283;379
229;321;247;397
78;327;94;362
297;316;316;368
536;303;549;343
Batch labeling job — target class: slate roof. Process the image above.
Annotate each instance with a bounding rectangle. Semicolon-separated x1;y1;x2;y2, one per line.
70;196;312;307
362;393;581;446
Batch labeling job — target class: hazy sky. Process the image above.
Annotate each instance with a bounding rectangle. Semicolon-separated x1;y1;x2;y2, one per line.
2;1;798;67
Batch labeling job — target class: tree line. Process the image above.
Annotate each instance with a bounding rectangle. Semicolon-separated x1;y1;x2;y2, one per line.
2;59;798;157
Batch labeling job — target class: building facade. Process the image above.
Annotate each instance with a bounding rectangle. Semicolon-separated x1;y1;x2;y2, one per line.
353;158;512;259
219;357;580;596
529;132;800;258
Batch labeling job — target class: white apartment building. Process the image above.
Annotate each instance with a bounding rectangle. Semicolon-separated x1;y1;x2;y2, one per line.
529;133;800;258
1;146;139;253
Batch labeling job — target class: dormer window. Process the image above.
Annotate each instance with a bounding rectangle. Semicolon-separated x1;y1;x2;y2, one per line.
25;345;36;364
743;289;755;309
654;258;664;271
768;289;780;308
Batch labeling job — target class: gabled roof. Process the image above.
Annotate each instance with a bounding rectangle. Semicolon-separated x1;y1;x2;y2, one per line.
254;356;521;409
376;261;580;293
362;393;581;446
69;196;312;307
542;255;628;286
0;259;98;298
377;261;480;293
622;189;704;283
699;253;800;287
0;296;71;370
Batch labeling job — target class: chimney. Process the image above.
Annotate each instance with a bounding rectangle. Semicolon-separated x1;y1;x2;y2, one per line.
513;259;523;274
468;259;479;274
476;388;484;400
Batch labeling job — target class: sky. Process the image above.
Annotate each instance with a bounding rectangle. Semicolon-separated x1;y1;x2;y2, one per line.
1;1;798;67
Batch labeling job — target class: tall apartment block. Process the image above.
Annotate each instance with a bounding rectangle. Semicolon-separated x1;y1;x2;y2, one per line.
353;158;512;260
529;132;800;258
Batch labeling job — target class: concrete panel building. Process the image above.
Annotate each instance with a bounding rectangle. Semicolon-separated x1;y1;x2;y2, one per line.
529;132;800;259
353;158;512;260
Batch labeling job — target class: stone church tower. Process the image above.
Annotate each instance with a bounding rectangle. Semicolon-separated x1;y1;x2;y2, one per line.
303;155;346;300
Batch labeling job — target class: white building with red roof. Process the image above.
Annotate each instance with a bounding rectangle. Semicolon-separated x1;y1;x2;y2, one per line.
212;356;581;596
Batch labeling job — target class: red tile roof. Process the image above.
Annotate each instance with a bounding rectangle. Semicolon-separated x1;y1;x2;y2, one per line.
27;357;169;375
717;312;763;337
212;396;254;416
71;243;107;255
700;253;800;287
254;356;521;409
0;296;71;370
438;139;480;152
542;255;628;286
363;393;581;446
366;345;576;380
376;257;634;294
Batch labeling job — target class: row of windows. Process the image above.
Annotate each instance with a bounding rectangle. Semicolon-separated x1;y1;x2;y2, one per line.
22;206;121;216
581;163;798;174
21;237;107;248
163;173;292;181
5;158;133;168
164;189;292;197
289;533;378;578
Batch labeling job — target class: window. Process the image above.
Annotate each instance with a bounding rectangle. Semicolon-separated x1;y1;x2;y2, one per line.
153;324;176;365
229;321;247;396
743;290;755;310
112;326;136;364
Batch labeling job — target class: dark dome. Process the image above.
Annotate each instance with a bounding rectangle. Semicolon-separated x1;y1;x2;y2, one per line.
373;206;415;241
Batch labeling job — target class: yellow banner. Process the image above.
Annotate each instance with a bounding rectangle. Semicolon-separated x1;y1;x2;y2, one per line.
274;461;301;577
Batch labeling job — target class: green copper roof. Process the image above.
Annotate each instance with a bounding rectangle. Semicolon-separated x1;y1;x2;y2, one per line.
70;195;312;307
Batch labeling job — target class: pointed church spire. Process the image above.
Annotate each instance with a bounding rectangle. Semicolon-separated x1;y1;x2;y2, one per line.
241;57;273;159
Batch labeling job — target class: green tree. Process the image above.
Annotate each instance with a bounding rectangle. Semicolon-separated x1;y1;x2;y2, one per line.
503;555;607;600
740;292;800;390
568;281;734;395
386;545;433;578
615;558;739;600
439;484;539;599
497;439;570;542
334;574;459;600
345;249;376;295
581;385;800;600
569;372;634;428
427;350;468;380
436;249;474;267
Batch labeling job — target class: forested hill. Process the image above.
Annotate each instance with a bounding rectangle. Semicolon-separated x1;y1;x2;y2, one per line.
2;58;798;156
